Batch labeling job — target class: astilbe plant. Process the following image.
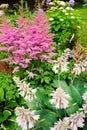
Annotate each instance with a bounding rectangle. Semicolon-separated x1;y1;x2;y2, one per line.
0;11;55;69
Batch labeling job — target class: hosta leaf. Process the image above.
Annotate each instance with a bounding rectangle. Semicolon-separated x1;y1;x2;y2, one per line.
53;80;70;93
66;101;79;115
36;109;57;130
68;85;82;105
73;79;87;95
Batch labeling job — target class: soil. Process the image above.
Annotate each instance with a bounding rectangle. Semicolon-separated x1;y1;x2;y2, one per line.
0;62;12;75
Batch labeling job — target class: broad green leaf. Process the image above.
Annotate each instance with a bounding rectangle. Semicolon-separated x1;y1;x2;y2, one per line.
68;85;82;105
15;125;22;130
36;109;57;130
66;101;79;115
53;80;70;93
73;79;87;95
0;88;4;101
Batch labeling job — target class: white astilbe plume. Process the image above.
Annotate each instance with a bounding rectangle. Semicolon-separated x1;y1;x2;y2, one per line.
15;106;40;130
50;118;69;130
82;91;87;103
72;59;87;76
13;76;36;102
69;112;85;130
52;48;70;73
50;87;70;109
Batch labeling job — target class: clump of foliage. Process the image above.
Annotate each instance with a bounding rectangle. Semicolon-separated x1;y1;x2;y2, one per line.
47;0;81;49
0;72;25;129
13;46;87;130
0;6;87;130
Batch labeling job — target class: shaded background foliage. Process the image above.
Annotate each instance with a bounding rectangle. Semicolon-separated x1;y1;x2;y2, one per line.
0;0;85;11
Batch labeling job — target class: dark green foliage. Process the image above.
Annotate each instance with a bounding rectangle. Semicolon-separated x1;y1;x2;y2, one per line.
14;60;57;96
36;109;57;130
0;72;25;129
27;88;57;130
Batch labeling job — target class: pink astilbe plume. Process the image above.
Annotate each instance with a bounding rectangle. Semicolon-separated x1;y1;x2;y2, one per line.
0;13;55;69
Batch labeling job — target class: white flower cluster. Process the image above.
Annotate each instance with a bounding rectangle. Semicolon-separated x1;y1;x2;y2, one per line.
49;1;66;7
50;87;70;109
69;112;85;130
52;48;70;73
57;1;66;6
0;4;9;9
13;76;36;102
82;92;87;114
66;7;74;11
51;111;85;130
51;91;87;130
72;59;87;75
15;106;39;130
59;6;75;20
51;118;69;130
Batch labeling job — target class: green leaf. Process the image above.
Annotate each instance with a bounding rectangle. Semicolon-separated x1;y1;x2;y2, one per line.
3;120;16;130
66;101;79;115
0;88;4;101
36;109;57;130
7;100;18;108
16;125;22;130
0;112;3;123
44;77;50;84
3;110;11;121
83;122;87;130
73;79;87;95
68;85;82;106
53;80;70;92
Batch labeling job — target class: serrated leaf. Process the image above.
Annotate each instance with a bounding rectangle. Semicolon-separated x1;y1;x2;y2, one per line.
0;88;4;101
44;77;50;84
7;100;18;108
